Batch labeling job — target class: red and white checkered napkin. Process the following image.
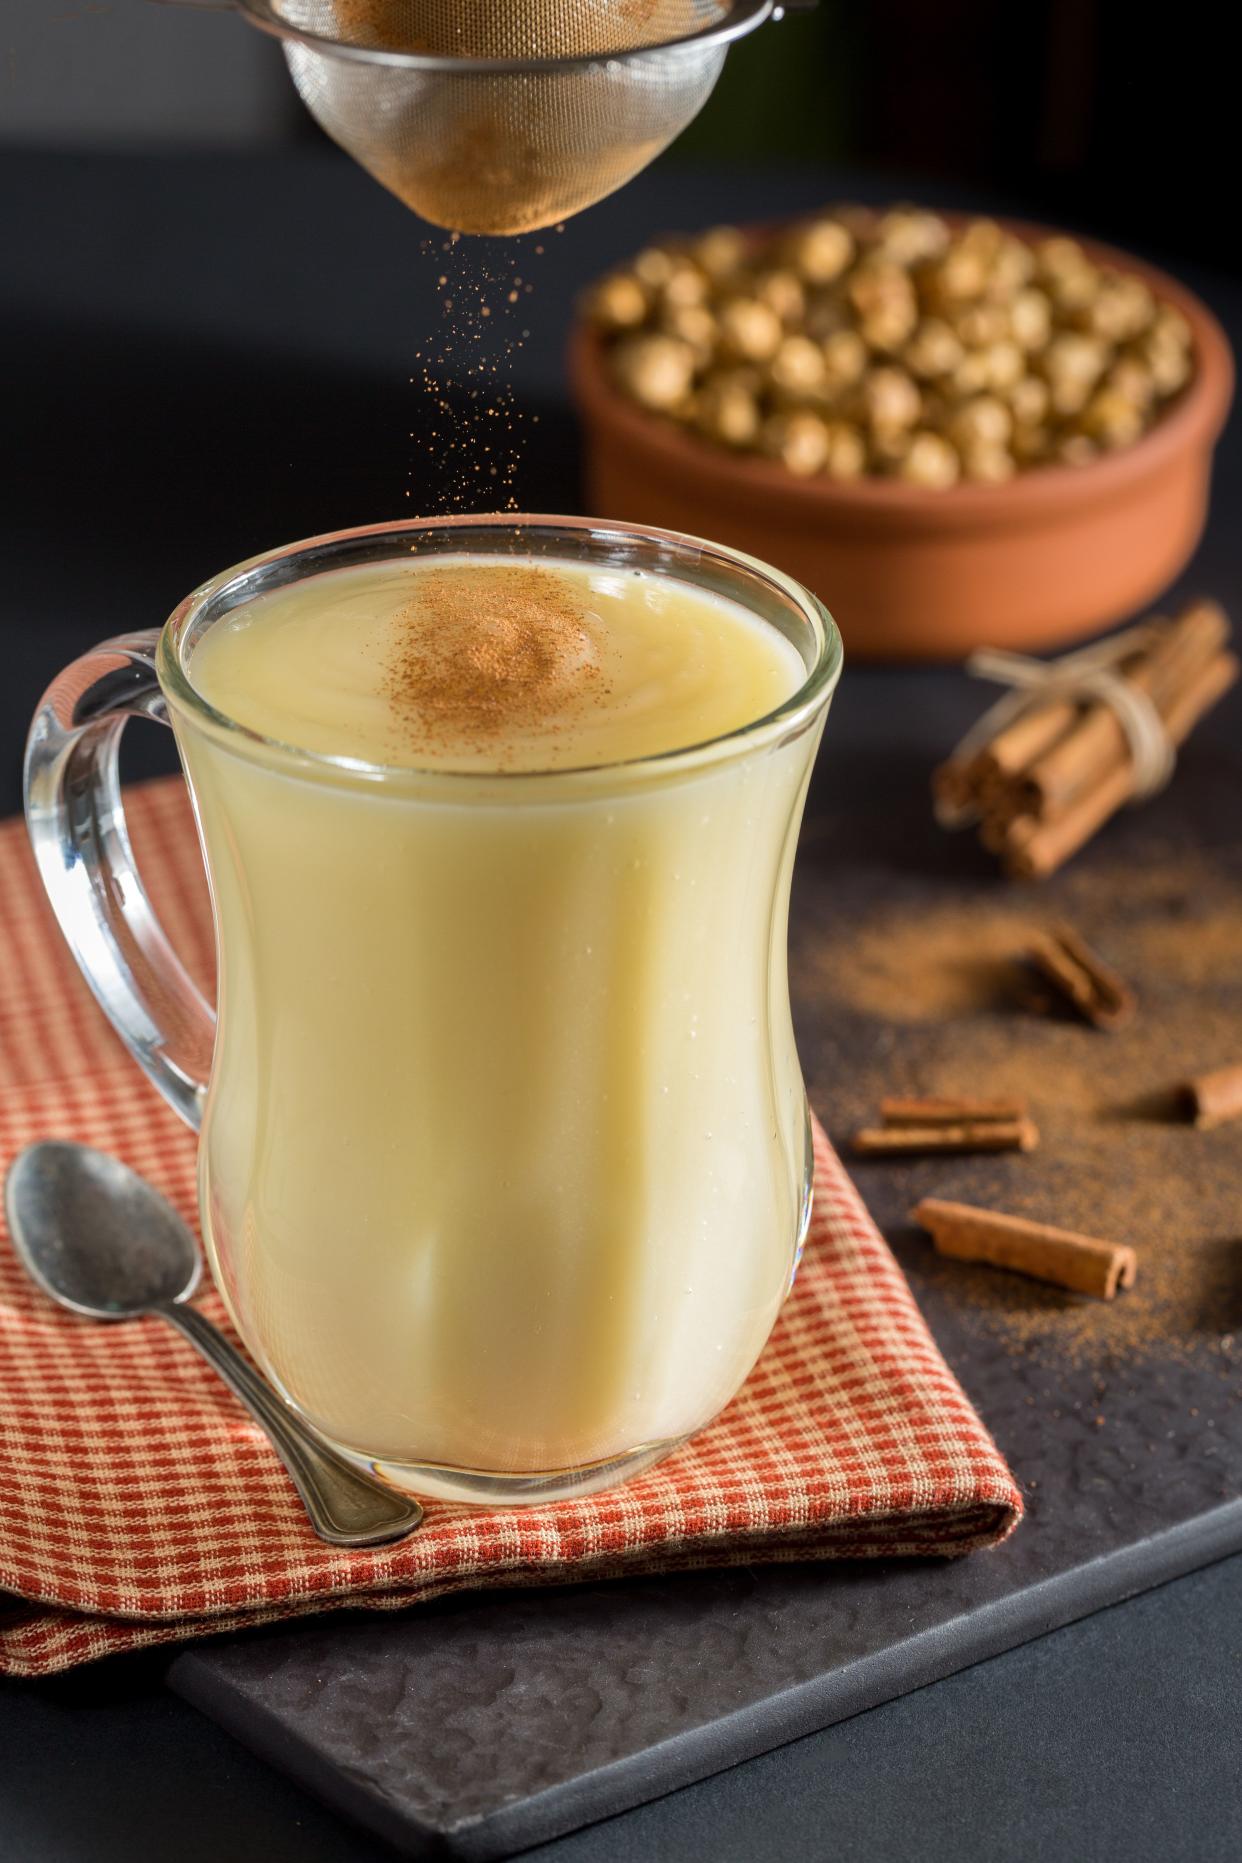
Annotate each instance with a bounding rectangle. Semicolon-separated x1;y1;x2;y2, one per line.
0;779;1022;1677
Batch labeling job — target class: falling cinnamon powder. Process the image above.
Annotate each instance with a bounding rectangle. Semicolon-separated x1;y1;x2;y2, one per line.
383;562;608;758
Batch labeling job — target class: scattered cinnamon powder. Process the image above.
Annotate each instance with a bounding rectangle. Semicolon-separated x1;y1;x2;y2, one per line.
792;842;1242;1370
383;562;608;757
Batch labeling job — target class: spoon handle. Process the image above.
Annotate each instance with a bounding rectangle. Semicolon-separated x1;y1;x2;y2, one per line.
160;1303;424;1546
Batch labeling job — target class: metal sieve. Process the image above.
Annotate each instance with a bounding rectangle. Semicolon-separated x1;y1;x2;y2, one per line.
159;0;809;235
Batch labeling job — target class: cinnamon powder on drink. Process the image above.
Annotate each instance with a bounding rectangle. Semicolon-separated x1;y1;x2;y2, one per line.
383;562;607;757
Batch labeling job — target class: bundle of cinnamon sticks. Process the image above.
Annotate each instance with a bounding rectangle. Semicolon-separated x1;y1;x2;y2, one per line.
936;600;1237;879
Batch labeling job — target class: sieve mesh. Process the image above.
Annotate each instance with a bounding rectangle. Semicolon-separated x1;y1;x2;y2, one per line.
283;1;726;59
250;0;738;234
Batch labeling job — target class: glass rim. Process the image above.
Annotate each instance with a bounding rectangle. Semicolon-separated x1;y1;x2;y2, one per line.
238;0;773;76
157;514;843;791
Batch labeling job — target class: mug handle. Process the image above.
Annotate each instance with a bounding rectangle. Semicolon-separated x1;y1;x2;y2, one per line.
24;632;215;1133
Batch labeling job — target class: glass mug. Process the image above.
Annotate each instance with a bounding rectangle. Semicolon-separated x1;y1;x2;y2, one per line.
25;517;841;1505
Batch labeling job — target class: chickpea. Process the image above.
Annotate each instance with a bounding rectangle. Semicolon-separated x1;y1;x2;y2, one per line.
821;328;869;390
1079;386;1146;448
849;259;918;336
962;442;1017;483
903;318;965;381
760;410;832;477
874;207;949;267
946;394;1013;451
899;430;961;487
985;235;1036;299
860;306;918;352
785;217;855;284
1008;375;1051;428
1151;306;1192;349
822;420;868;479
981;340;1026;392
609;333;696;411
754;268;807;326
718;297;784;363
1042;332;1107;394
661;303;718;365
1106;355;1155;410
586;272;648;331
769;333;828;395
926;244;991;306
1145;339;1194;396
695;370;762;448
861;365;922;432
959;219;1005;258
956;302;1011;348
1036;235;1088;278
1080;270;1154;342
1010;288;1053;351
662;260;711;310
633;246;678;290
693;225;748;281
1048;262;1100;316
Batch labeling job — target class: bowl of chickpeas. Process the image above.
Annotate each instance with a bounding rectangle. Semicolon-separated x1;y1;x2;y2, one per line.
569;207;1233;660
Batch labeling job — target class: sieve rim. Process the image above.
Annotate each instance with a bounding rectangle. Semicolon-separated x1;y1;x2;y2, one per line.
236;0;775;74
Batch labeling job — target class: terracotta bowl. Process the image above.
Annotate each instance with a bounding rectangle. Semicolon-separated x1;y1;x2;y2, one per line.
569;224;1234;661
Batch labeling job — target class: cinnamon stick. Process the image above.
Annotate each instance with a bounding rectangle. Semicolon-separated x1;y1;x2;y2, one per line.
879;1094;1028;1126
978;798;1024;853
1006;650;1238;879
853;1118;1039;1156
1179;1064;1242;1130
975;697;1078;789
932;754;983;825
1020;601;1229;817
1025;922;1134;1029
912;1197;1137;1299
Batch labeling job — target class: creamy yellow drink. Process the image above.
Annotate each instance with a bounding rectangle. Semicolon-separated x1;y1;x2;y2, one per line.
190;557;802;772
179;551;824;1497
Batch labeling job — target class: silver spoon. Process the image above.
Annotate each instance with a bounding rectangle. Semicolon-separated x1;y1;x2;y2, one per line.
4;1142;423;1547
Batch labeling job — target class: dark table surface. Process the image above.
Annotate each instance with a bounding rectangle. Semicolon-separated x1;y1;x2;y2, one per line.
2;144;1241;1863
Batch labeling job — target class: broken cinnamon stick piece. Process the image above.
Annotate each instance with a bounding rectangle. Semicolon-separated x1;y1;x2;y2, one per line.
1179;1064;1242;1130
879;1095;1028;1126
912;1197;1136;1299
853;1118;1039;1157
1025;922;1135;1030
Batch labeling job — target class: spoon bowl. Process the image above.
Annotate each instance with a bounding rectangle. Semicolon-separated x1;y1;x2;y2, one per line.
6;1141;199;1317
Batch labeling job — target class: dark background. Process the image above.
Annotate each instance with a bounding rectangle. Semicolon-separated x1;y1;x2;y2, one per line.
684;0;1235;276
3;0;1236;267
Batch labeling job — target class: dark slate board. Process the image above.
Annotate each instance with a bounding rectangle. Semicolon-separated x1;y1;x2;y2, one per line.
167;721;1242;1862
